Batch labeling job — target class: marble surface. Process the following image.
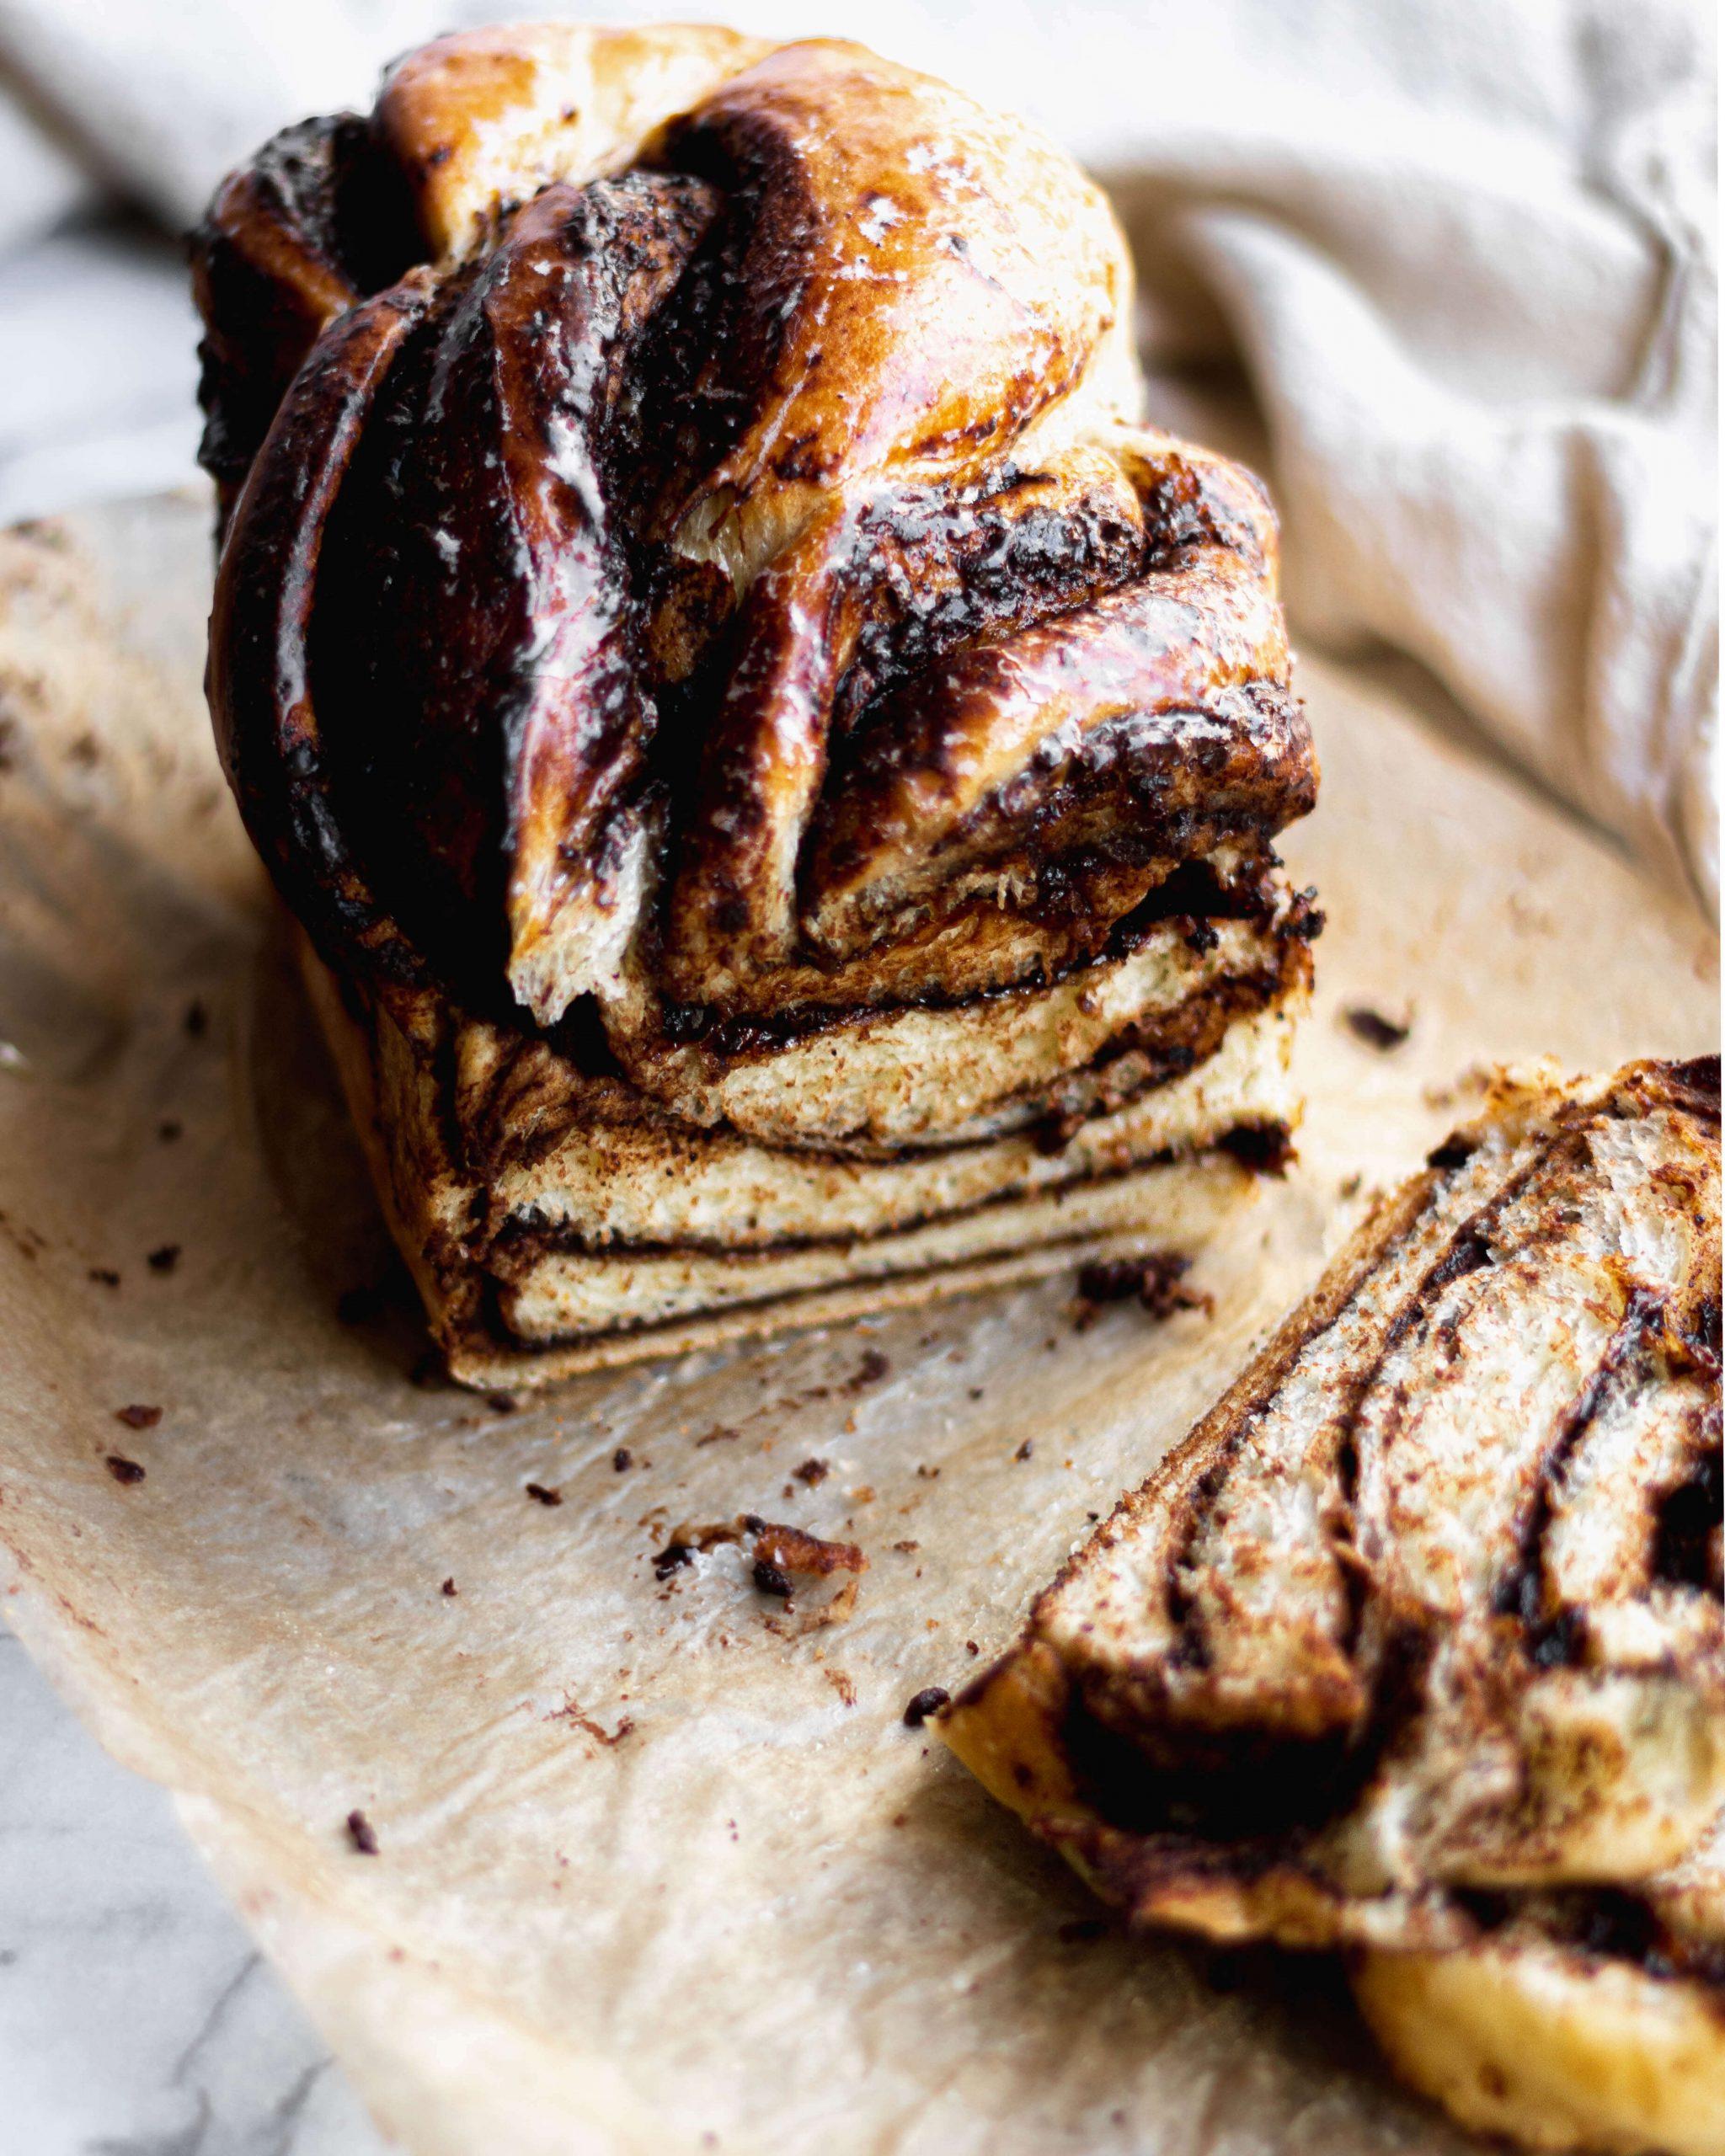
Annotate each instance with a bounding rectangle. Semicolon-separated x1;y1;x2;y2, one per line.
0;1624;387;2156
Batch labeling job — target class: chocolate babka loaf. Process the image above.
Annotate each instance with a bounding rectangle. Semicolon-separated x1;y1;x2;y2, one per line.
943;1056;1723;2153
197;25;1319;1382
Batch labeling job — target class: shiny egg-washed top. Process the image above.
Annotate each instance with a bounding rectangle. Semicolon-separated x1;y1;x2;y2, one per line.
196;25;1316;1049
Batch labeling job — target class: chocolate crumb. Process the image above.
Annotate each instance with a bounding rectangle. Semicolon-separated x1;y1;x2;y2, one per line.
695;1423;739;1446
1076;1252;1213;1323
146;1243;180;1273
485;1391;518;1415
183;999;208;1039
104;1454;146;1485
916;1464;941;1481
752;1558;793;1598
345;1809;379;1855
115;1404;161;1429
1014;1438;1034;1462
848;1346;891;1390
88;1267;120;1288
1217;1122;1295;1176
1344;1005;1411;1051
441;1577;457;1596
612;1448;633;1472
654;1542;694;1579
964;1641;980;1656
1428;1136;1477;1171
793;1456;830;1486
891;1540;921;1553
903;1686;950;1728
525;1482;562;1507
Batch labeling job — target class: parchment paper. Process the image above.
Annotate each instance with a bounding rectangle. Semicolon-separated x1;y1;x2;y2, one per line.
0;491;1715;2156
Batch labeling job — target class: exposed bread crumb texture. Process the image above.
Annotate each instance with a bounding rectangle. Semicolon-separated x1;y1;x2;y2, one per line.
197;24;1317;1380
943;1056;1724;2156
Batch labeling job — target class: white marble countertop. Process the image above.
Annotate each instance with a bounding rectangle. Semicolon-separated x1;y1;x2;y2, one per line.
0;1623;387;2156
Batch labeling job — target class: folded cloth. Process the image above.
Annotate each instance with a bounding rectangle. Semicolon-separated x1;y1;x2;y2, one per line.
0;0;1714;905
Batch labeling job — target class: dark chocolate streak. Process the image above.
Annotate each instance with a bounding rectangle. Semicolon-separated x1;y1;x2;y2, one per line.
470;1214;1140;1357
1073;1117;1651;1847
1493;1288;1669;1665
484;1133;1285;1278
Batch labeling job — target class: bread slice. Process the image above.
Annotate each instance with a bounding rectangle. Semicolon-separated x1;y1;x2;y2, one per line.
942;1055;1722;2147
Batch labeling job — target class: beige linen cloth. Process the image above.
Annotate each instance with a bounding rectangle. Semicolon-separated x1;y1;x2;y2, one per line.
0;0;1716;904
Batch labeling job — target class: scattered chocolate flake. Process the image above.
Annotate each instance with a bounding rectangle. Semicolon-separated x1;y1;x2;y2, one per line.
1058;1918;1108;1944
525;1482;562;1507
793;1457;830;1486
87;1267;120;1288
1014;1438;1034;1462
441;1577;457;1597
157;1119;182;1143
1076;1251;1212;1324
104;1455;146;1486
916;1464;941;1481
846;1347;891;1391
695;1423;739;1446
1178;915;1220;956
964;1641;980;1657
654;1542;695;1579
1428;1135;1477;1171
891;1540;921;1553
485;1391;518;1415
612;1447;633;1472
115;1404;161;1429
183;999;208;1039
1344;1006;1411;1051
902;1686;950;1728
1217;1122;1295;1176
146;1244;180;1273
345;1809;379;1855
752;1558;793;1598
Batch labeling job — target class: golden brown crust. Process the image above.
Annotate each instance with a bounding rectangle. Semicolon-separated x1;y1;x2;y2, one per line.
1351;1823;1725;2156
374;21;772;261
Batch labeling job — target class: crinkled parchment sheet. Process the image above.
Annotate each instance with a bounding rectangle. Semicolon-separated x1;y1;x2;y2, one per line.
0;493;1715;2156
